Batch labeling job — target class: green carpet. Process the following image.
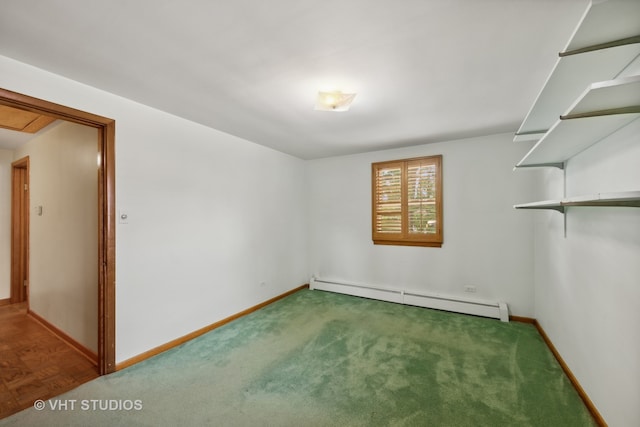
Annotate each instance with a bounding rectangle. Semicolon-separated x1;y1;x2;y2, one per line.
1;289;596;426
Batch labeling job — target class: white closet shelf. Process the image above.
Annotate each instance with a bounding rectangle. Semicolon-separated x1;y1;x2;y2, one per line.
562;0;640;53
516;75;640;168
514;191;640;213
514;0;640;141
562;75;640;116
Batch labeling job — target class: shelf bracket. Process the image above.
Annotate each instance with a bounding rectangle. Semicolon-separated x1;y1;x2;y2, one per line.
514;205;565;214
514;130;547;142
547;206;566;214
559;35;640;57
514;162;565;170
560;106;640;120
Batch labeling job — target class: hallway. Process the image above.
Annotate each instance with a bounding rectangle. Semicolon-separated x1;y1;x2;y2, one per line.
0;302;98;419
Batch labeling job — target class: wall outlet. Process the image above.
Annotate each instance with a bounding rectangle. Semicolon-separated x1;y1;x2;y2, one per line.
464;285;477;293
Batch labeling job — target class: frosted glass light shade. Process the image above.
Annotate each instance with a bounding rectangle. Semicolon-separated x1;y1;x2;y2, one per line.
314;91;356;111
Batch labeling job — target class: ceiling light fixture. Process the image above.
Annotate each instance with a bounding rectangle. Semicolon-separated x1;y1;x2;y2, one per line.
314;91;356;112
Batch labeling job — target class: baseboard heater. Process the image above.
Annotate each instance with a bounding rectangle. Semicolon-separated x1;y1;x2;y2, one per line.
310;277;509;322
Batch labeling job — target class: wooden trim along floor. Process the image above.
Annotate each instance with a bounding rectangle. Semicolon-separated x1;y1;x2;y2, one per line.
27;310;98;366
508;315;535;324
510;315;606;426
532;320;607;427
0;302;98;419
0;298;11;307
116;284;310;371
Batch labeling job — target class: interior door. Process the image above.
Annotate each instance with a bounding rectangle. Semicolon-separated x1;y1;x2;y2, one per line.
11;157;29;304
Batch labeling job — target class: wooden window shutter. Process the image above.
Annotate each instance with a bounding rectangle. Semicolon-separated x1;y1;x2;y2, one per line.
372;155;442;247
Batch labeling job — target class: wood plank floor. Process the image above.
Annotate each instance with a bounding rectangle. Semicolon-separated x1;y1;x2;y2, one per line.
0;303;99;420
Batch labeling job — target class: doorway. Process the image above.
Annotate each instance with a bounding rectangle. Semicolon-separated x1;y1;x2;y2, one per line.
10;156;29;304
0;88;116;375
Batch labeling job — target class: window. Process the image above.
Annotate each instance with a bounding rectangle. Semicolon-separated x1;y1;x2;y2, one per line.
372;155;443;247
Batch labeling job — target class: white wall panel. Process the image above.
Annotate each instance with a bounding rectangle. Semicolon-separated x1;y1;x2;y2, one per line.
0;55;309;362
14;122;99;352
534;118;640;427
307;133;537;316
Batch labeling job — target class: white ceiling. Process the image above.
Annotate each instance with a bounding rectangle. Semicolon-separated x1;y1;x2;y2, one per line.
0;128;36;150
0;0;589;159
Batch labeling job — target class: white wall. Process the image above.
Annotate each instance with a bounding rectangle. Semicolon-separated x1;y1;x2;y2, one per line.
0;149;13;300
13;122;99;352
307;133;537;316
533;117;640;427
5;47;635;425
0;55;309;362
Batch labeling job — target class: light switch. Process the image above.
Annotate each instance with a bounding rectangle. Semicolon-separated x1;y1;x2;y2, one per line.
118;209;129;224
